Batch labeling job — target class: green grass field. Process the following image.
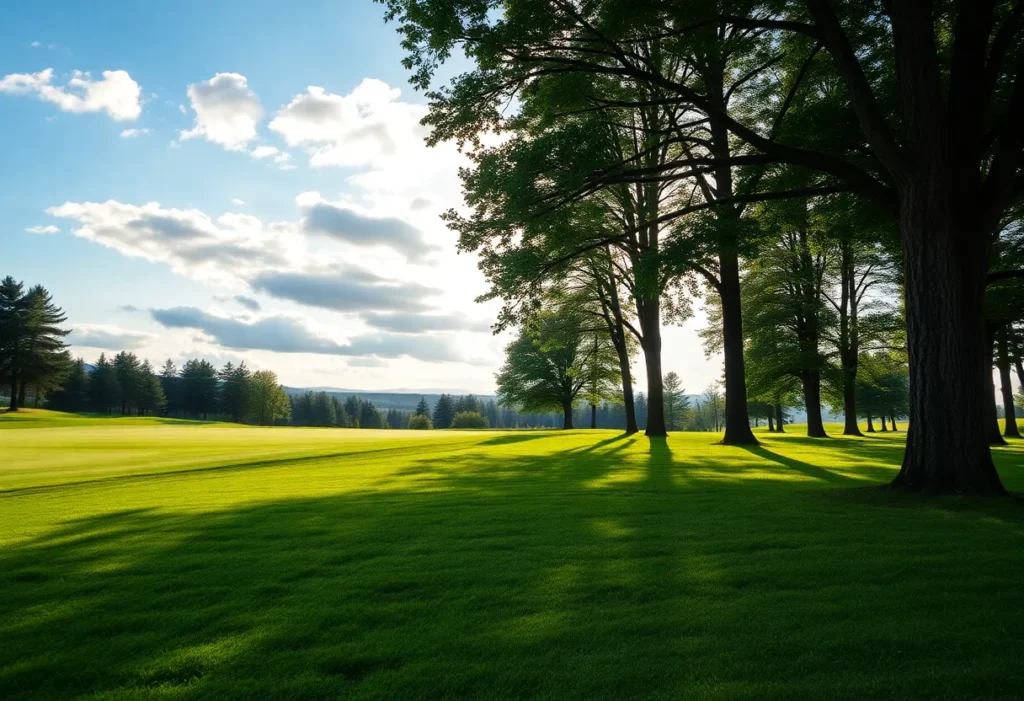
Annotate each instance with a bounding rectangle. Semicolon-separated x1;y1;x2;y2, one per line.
2;410;1022;700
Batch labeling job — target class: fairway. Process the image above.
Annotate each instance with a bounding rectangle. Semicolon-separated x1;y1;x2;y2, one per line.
2;412;1023;700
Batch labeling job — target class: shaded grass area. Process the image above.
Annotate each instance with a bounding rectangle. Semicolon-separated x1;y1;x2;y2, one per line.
1;421;1023;700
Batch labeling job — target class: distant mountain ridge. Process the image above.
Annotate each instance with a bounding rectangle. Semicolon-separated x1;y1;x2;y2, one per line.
282;387;496;412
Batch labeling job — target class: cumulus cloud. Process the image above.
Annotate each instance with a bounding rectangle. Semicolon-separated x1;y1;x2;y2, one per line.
67;324;155;350
26;225;59;234
299;192;437;260
361;311;491;333
0;68;142;120
150;307;460;362
180;73;262;151
231;198;245;206
250;145;292;167
46;199;293;285
120;127;149;138
250;270;438;313
214;294;261;311
269;78;429;168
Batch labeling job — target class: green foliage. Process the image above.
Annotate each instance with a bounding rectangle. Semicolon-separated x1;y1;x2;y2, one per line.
662;372;690;431
451;411;488;429
0;278;71;409
432;393;455;429
496;306;619;422
247;370;290;426
407;413;432;430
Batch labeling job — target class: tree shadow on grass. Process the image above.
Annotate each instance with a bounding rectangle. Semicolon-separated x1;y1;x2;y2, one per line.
738;445;862;486
2;435;1024;699
477;432;565;446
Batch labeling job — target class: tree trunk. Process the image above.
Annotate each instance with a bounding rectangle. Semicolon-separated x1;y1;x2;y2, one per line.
866;415;875;432
718;250;758;445
801;370;828;437
890;415;898;431
614;337;638;434
562;401;574;430
879;415;889;432
892;190;1004;492
998;328;1020;438
8;375;19;411
1015;359;1024;391
638;301;666;437
842;372;862;436
590;403;597;429
601;266;639;435
16;380;26;411
767;415;775;432
774;403;785;433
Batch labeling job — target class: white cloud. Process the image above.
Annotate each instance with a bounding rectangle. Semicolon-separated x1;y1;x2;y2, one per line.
250;145;279;159
67;323;156;350
250;145;292;167
231;198;246;206
269;79;429;169
180;73;262;151
150;306;465;362
30;41;41;48
46;199;296;286
26;225;60;234
120;127;150;138
297;191;437;261
0;68;142;120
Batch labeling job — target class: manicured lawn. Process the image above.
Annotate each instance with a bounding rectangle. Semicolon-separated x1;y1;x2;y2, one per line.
1;410;1022;700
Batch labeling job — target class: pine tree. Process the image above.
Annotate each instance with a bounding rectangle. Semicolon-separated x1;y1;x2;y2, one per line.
48;357;90;412
0;276;26;409
17;285;71;407
432;394;455;429
137;360;167;416
159;360;179;415
218;362;252;423
180;359;218;418
344;396;362;428
414;397;430;416
88;353;121;414
113;351;142;415
333;396;349;427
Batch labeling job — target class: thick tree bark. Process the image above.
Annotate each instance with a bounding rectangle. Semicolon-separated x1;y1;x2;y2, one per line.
893;195;1004;492
774;402;785;433
638;301;666;437
889;415;898;432
800;370;828;437
866;415;875;432
767;415;775;432
562;401;574;430
1015;359;1024;391
590;403;597;429
879;415;888;432
719;249;758;445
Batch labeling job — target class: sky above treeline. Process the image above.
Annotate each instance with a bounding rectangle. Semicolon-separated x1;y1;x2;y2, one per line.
1;0;719;394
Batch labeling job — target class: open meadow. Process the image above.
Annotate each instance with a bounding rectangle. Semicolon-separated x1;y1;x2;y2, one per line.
2;410;1023;700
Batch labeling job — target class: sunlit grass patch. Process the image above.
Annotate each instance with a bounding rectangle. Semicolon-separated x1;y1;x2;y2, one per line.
1;418;1022;699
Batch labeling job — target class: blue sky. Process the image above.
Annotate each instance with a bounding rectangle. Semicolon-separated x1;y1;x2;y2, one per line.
2;0;718;393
